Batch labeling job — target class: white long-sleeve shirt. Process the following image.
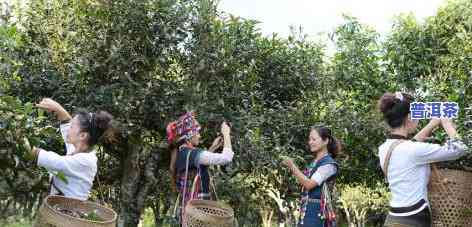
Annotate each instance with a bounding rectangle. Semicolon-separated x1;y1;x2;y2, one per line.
379;138;467;216
197;147;234;166
37;123;97;201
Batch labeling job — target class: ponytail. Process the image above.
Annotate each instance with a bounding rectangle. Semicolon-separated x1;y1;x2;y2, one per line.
326;135;341;159
169;144;178;192
167;121;185;192
378;92;414;128
76;110;116;146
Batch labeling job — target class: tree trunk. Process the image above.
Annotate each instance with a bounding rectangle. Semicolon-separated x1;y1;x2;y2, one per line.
117;137;161;227
117;140;141;227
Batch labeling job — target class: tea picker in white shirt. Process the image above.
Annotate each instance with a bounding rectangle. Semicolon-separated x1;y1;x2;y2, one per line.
28;98;115;201
378;92;468;227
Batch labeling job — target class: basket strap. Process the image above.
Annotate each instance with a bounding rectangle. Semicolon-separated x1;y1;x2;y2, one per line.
190;172;199;198
181;150;192;211
209;171;219;201
50;178;65;196
172;192;181;217
382;140;405;179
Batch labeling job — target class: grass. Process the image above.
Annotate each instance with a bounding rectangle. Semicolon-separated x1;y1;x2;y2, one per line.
141;208;155;227
0;217;33;227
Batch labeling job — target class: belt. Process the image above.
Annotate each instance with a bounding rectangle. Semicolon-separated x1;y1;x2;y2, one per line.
198;193;210;199
301;198;321;203
389;199;427;214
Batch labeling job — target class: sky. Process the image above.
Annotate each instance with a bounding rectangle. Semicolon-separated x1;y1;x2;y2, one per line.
2;0;446;37
218;0;446;38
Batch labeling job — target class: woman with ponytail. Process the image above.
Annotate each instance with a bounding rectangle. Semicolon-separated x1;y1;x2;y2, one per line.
282;125;341;227
28;98;115;201
378;92;468;227
167;112;234;225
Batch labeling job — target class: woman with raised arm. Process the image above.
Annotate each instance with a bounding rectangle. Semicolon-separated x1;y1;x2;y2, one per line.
167;112;234;226
378;92;468;227
29;98;115;200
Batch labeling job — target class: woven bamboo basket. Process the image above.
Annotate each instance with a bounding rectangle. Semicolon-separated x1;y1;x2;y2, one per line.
385;224;410;227
33;195;117;227
183;200;235;227
429;168;472;227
